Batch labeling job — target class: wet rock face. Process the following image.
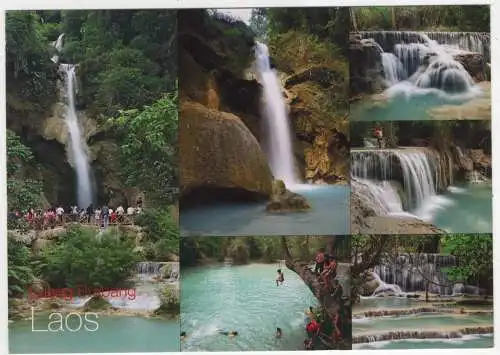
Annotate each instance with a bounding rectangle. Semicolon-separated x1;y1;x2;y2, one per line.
266;180;311;213
348;34;385;97
454;52;487;82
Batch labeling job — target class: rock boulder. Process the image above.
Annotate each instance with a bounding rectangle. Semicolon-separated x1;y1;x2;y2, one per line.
180;101;274;203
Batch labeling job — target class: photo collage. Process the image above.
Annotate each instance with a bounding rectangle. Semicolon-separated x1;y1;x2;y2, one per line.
5;5;493;353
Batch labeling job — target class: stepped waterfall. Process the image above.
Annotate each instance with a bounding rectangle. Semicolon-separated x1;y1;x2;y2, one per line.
358;31;488;97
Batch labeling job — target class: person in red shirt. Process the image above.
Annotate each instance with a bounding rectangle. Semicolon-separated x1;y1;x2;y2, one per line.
111;211;117;224
306;318;320;339
374;127;383;149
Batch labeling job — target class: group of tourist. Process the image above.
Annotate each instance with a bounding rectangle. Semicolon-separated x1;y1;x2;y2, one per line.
7;198;144;230
302;248;344;350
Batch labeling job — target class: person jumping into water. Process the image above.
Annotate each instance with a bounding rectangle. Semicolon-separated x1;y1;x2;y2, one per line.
275;327;283;338
276;269;284;286
180;331;186;341
374;126;383;149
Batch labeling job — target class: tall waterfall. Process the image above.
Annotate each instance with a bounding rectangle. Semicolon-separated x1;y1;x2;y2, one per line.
369;253;482;296
255;42;298;186
61;64;93;209
358;31;485;96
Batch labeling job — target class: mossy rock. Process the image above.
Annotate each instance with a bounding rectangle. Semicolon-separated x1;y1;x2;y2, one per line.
83;295;112;311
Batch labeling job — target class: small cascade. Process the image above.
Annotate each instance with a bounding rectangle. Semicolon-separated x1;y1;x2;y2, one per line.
51;33;65;63
368;253;483;296
353;327;494;344
137;261;179;281
381;52;406;85
351;149;440;211
357;31;485;96
255;42;299;186
359;31;490;56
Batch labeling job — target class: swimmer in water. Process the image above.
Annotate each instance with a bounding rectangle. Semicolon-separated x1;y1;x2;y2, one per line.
180;331;186;341
276;327;282;338
218;330;238;337
276;269;284;286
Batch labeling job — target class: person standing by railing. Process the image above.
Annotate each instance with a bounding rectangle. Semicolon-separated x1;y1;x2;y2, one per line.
56;205;65;225
116;205;124;223
101;204;110;229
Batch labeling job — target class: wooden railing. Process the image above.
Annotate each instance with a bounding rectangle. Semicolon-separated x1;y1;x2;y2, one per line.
13;213;138;230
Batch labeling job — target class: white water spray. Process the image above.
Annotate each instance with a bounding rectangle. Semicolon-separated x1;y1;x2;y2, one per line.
255;42;298;186
360;31;483;98
61;64;93;209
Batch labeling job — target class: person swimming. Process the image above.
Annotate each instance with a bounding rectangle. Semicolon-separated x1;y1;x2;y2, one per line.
276;269;284;286
275;327;282;338
218;330;238;337
305;306;314;318
180;331;186;341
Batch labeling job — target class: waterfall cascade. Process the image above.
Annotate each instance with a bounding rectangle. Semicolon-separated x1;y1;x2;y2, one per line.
369;253;482;296
358;31;486;96
52;34;93;209
351;148;440;212
255;42;299;186
137;261;179;280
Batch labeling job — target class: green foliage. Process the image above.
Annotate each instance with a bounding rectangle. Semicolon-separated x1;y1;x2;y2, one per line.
135;209;179;260
108;93;178;206
353;6;490;31
38;226;139;288
5;11;58;115
6;130;44;213
441;234;493;284
249;8;269;40
8;235;36;296
155;285;179;316
60;10;177;117
267;8;350;54
181;236;349;266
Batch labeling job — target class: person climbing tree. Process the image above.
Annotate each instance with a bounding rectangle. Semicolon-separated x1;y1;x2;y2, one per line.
314;248;325;274
374;126;383;149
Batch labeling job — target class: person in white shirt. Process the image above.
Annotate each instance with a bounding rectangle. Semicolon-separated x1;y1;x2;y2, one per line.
136;207;142;214
95;208;101;226
56;206;64;224
127;206;135;215
117;206;124;215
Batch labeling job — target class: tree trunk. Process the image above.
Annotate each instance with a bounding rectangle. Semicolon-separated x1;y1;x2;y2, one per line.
281;237;350;349
391;8;396;28
350;8;358;32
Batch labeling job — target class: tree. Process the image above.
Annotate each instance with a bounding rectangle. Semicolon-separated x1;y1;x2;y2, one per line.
441;234;493;288
39;226;139;288
249;8;268;40
108;93;178;207
6;130;44;213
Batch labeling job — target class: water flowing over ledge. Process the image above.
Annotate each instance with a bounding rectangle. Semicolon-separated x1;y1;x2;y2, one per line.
353;326;493;344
